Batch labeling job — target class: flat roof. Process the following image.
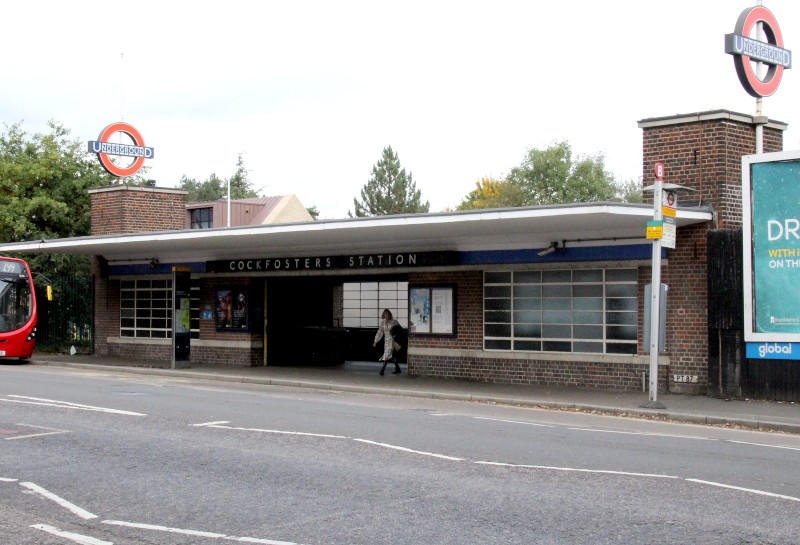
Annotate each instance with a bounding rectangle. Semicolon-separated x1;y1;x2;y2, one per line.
0;202;712;264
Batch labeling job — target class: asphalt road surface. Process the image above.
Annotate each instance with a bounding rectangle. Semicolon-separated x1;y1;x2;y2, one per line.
1;364;799;545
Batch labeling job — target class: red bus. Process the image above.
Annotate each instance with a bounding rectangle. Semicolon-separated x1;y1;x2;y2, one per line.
0;257;37;359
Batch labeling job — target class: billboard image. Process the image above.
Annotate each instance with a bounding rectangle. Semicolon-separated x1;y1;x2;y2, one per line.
743;151;800;346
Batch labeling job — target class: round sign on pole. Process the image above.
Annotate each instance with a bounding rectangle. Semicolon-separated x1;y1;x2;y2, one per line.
724;5;792;98
88;122;154;177
654;162;664;181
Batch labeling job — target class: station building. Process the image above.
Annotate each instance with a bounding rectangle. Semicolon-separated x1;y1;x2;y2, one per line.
0;110;787;395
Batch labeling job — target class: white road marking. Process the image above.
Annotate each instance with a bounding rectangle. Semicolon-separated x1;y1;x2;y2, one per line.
726;440;800;452
203;423;348;439
567;427;714;440
686;478;800;502
353;438;465;461
475;461;680;479
193;420;232;427
20;482;99;520
5;423;70;440
3;395;146;416
474;416;554;428
0;477;18;482
103;520;304;544
31;524;113;545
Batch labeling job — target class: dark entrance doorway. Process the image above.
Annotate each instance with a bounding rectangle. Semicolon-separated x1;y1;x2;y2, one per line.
266;277;346;366
265;275;408;366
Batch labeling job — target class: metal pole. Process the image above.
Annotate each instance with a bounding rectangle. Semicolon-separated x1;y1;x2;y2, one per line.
227;176;231;227
755;17;765;155
644;177;666;409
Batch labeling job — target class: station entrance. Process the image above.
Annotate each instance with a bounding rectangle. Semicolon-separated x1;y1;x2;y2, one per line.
265;275;408;366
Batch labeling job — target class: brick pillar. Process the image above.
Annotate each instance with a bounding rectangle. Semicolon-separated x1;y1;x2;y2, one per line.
88;185;187;358
638;110;786;393
88;185;187;235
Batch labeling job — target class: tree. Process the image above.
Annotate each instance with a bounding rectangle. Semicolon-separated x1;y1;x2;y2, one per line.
456;176;525;210
505;141;618;206
306;205;320;220
228;153;259;200
613;177;644;203
0;121;114;276
178;173;225;203
179;154;260;203
350;146;429;217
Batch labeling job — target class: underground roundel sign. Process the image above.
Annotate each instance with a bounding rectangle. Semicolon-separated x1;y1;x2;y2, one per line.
724;5;792;98
88;122;154;177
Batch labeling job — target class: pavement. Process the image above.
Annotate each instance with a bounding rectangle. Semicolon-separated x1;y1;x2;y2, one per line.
25;353;800;435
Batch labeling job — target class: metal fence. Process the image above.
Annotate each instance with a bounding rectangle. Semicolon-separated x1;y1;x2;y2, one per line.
35;276;94;354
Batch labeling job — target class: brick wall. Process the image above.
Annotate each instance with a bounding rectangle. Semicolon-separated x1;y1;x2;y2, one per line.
639;111;785;393
89;186;187;235
407;271;483;351
407;269;664;391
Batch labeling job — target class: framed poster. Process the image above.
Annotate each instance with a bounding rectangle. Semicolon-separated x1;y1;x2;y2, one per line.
743;151;800;344
408;284;456;336
216;288;250;331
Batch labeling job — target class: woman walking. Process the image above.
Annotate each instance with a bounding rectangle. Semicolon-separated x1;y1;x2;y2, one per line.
373;309;401;375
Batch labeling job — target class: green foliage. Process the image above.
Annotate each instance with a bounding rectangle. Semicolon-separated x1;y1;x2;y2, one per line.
229;153;259;200
456;141;640;211
306;205;320;220
0;121;115;276
180;154;260;203
178;173;225;202
351;146;429;217
612;177;644;203
506;141;617;206
456;176;525;210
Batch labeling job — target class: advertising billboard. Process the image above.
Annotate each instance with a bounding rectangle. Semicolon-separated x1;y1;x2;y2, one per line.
743;151;800;354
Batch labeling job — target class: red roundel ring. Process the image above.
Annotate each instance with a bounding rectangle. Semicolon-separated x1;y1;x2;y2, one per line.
96;122;147;177
733;6;785;98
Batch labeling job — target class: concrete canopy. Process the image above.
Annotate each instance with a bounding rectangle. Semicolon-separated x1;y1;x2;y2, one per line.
0;202;712;264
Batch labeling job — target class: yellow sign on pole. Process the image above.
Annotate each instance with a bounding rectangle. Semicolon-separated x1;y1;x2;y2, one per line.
646;221;663;239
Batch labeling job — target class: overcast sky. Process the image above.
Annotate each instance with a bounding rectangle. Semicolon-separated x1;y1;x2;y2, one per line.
3;1;799;218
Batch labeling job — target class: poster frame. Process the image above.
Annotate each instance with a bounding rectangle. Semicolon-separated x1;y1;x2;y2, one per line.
407;283;457;338
215;286;251;332
742;150;800;342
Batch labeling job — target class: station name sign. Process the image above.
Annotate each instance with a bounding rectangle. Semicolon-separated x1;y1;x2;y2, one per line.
207;251;460;273
88;141;154;159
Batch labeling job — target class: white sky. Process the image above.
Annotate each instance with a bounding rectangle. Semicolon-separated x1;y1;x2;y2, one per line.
3;1;799;218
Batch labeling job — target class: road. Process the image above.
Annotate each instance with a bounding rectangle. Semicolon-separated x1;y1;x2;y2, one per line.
1;364;799;545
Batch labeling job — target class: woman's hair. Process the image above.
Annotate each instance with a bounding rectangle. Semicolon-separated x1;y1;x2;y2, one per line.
382;309;393;319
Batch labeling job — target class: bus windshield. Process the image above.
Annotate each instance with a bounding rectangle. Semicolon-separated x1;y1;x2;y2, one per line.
0;275;32;333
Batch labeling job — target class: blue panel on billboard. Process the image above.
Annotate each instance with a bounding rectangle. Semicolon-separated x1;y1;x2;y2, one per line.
746;342;800;360
751;161;800;334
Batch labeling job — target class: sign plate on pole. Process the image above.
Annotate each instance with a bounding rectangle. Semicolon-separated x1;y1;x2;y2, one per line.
662;216;677;249
646;221;663;239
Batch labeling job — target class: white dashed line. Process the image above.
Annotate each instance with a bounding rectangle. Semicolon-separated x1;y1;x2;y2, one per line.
686;479;800;502
3;395;146;416
31;524;112;545
103;520;305;544
475;461;680;479
20;482;98;520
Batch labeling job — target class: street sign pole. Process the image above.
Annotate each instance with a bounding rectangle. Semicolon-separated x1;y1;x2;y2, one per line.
643;163;667;409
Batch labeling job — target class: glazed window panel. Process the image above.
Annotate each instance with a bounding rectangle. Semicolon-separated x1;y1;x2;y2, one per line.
484;269;638;354
119;278;200;339
342;281;408;328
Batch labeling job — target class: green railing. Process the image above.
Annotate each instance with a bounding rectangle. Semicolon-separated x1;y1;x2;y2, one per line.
35;276;94;354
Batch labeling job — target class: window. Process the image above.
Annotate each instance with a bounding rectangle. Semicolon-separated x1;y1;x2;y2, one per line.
343;281;408;328
120;279;200;339
483;269;638;354
190;207;213;229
